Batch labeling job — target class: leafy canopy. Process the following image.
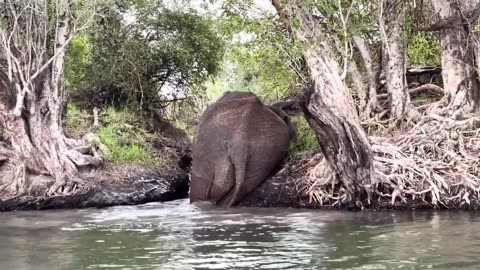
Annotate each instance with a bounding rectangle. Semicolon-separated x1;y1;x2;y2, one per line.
66;0;225;110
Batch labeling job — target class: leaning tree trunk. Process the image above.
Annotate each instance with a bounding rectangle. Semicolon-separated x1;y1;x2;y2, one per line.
429;0;480;118
379;0;411;121
271;0;374;203
0;0;100;197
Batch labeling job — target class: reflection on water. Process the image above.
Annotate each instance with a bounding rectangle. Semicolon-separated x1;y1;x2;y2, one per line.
0;200;479;269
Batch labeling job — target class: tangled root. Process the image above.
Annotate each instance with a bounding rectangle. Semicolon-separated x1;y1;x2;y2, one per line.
298;114;480;209
0;133;104;199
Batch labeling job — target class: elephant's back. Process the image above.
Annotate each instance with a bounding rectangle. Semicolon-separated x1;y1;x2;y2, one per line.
194;93;290;157
197;95;263;132
193;96;260;157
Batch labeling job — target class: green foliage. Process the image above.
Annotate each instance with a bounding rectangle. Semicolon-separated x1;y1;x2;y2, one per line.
98;108;159;165
98;126;152;164
65;34;91;89
206;2;304;105
65;105;171;166
70;0;225;111
411;92;443;107
289;117;319;158
64;104;92;139
473;22;480;32
407;32;441;66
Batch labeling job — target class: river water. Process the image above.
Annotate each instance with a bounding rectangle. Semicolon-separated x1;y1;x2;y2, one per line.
1;199;480;270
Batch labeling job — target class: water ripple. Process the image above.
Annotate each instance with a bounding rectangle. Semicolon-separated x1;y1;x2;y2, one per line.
0;200;479;269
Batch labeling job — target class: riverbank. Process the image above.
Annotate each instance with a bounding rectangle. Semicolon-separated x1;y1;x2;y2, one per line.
1;135;480;212
2;149;479;212
0;164;190;211
0;105;193;212
242;148;480;211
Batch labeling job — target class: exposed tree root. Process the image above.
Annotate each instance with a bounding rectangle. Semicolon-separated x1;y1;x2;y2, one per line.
377;83;445;100
0;133;105;199
0;142;12;162
297;114;480;209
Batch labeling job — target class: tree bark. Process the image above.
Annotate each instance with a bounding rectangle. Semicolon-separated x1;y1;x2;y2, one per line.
352;35;379;119
379;0;411;120
347;57;368;116
414;2;480;32
430;0;480;118
271;0;374;203
0;0;101;197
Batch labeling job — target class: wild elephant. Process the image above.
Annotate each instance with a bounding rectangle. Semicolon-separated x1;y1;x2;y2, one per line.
190;91;296;207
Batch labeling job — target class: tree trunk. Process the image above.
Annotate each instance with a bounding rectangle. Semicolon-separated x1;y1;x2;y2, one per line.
379;0;411;120
347;57;368;117
352;35;379;119
0;0;101;197
430;0;480;118
271;0;374;203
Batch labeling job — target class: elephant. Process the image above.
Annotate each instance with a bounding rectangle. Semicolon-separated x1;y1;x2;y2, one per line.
190;91;296;207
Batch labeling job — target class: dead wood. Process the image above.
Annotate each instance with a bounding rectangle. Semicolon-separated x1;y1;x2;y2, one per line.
93;107;100;127
377;84;445;100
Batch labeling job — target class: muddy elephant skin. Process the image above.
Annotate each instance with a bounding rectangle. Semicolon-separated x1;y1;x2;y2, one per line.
190;91;295;207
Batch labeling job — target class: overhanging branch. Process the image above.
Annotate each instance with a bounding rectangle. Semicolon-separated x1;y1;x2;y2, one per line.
413;2;480;32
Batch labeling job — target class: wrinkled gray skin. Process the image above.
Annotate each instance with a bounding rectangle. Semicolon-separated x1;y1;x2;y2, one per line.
190;91;295;207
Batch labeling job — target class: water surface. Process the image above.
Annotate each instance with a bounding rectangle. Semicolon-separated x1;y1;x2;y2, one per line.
0;199;479;269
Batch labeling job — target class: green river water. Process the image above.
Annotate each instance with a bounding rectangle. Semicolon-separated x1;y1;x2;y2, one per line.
0;199;479;269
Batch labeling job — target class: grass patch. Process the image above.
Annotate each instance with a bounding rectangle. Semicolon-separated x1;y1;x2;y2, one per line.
65;105;173;168
97;125;152;164
65;104;92;139
98;107;172;167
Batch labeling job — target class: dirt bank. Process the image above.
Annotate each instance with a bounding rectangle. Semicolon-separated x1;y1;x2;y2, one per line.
241;150;480;211
0;164;189;211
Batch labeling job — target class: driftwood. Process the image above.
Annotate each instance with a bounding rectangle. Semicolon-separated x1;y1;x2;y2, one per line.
407;66;442;76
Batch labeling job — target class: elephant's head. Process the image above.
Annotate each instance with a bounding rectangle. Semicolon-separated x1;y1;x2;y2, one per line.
267;100;300;141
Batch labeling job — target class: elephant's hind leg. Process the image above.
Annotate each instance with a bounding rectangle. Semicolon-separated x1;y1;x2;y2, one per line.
219;145;248;207
210;160;235;203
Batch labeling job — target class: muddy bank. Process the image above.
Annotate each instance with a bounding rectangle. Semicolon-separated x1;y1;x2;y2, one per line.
241;151;480;211
0;108;193;212
240;152;332;209
0;164;189;212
